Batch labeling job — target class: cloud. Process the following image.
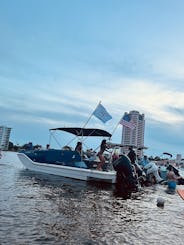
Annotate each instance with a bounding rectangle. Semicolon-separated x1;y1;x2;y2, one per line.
1;72;184;129
109;78;184;125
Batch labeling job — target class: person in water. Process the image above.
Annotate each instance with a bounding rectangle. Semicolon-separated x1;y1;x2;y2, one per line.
143;160;164;184
139;155;149;167
166;165;183;193
127;146;136;164
166;165;177;193
113;154;138;197
97;139;109;171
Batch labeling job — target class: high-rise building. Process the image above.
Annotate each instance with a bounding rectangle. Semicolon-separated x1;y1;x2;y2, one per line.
0;126;11;150
121;111;145;157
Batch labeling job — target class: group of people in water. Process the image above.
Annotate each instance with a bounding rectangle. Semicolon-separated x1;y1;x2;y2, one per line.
74;140;184;197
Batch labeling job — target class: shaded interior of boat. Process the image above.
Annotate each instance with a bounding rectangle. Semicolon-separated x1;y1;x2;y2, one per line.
20;149;103;170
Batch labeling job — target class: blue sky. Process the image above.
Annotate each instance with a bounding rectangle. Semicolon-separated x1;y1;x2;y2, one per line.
1;0;184;157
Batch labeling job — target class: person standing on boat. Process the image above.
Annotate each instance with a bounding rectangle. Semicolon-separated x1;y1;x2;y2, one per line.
97;139;109;171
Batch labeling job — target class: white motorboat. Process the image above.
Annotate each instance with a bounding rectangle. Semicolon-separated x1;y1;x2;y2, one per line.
17;127;116;183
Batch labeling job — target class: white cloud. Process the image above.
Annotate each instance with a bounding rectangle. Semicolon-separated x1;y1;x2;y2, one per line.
1;74;184;127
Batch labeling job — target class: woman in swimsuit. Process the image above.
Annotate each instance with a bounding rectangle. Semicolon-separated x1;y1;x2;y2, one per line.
97;139;108;171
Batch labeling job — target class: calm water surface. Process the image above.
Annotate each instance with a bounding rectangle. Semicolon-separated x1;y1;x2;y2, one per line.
0;152;184;245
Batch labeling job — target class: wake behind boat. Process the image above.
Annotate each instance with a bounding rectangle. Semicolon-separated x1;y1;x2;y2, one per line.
17;127;117;183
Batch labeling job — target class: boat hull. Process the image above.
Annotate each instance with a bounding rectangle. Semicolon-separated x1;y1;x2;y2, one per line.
17;153;116;184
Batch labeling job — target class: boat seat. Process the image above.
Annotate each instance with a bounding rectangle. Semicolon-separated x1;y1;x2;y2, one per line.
25;149;82;165
44;150;82;165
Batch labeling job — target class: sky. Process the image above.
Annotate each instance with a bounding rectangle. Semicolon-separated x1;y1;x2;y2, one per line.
1;0;184;157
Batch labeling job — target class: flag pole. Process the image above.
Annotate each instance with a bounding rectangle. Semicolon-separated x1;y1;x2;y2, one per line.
82;101;101;128
111;118;121;136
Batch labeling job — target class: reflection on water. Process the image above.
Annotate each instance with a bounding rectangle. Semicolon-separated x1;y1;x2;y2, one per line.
1;153;184;244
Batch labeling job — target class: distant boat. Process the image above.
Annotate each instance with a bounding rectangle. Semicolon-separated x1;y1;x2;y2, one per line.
17;127;116;184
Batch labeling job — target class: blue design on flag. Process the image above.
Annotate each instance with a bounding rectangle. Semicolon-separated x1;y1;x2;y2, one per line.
93;104;112;123
119;114;136;129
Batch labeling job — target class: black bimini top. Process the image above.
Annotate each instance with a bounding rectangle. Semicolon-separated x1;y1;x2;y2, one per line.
50;127;112;138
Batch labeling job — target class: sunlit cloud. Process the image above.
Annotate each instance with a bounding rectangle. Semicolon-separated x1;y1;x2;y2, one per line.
1;75;184;128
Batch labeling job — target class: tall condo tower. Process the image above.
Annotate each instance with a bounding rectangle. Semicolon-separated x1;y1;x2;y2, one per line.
121;111;145;157
0;126;11;150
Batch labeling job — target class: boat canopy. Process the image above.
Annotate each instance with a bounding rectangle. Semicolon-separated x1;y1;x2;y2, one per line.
50;127;112;138
163;152;172;158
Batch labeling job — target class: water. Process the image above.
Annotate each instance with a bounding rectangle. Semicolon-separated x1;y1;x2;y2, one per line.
0;152;184;245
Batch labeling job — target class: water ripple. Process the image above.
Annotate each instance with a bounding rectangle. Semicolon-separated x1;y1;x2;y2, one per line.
1;154;184;244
